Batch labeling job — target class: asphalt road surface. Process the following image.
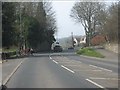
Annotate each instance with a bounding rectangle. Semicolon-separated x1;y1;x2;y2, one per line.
6;52;118;89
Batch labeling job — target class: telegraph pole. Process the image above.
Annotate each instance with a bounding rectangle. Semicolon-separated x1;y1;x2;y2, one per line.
19;3;22;50
71;32;74;48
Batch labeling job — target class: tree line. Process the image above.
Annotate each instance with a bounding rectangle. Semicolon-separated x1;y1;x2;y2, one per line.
2;2;57;51
70;2;118;46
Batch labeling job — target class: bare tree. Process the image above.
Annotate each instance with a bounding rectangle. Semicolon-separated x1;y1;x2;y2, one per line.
103;3;118;43
70;2;106;46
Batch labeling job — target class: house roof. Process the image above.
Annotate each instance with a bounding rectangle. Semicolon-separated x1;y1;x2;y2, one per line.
74;35;86;42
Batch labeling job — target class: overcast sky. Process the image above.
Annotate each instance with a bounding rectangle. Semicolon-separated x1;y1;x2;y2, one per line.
52;1;85;39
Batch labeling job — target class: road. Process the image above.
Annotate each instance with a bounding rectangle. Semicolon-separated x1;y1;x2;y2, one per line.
6;52;118;89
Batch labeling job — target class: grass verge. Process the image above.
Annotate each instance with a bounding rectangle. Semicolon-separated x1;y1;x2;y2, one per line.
76;47;105;58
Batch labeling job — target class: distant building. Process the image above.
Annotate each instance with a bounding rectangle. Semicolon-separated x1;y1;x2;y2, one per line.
72;35;86;47
57;35;87;49
63;32;107;47
91;34;107;46
79;36;86;44
73;38;78;46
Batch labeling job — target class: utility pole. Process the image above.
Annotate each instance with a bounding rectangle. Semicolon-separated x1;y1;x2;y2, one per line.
71;32;74;48
19;3;22;50
19;3;27;56
19;3;26;50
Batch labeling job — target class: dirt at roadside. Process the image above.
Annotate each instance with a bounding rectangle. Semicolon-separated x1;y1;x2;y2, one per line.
95;48;118;62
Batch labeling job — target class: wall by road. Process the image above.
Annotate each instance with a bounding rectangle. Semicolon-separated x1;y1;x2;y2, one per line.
104;43;118;53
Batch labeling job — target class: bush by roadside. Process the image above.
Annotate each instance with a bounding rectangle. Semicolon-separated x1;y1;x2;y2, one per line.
2;51;18;60
76;47;105;58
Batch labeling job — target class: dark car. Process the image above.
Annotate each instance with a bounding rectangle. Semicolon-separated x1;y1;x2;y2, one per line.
68;47;74;50
53;45;63;52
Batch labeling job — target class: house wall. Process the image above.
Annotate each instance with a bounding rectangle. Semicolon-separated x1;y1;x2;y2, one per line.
91;35;106;46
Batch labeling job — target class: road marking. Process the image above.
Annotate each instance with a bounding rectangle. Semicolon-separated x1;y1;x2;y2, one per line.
92;70;102;71
97;67;112;72
52;60;58;64
58;61;82;63
49;56;52;60
65;65;81;66
73;61;82;63
89;64;112;72
86;79;104;88
3;58;26;85
59;62;75;63
74;69;102;72
61;65;75;73
89;77;119;80
89;65;98;68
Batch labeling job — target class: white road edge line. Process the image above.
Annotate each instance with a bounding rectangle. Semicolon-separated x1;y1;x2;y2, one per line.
89;64;112;72
86;79;104;88
3;59;26;85
52;60;58;64
61;65;75;73
89;77;119;80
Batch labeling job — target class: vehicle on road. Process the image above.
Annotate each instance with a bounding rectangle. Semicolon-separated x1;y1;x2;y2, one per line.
53;45;63;52
68;47;74;50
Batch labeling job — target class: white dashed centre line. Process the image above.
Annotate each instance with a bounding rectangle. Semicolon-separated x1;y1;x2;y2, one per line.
61;65;75;73
89;64;112;72
49;56;52;60
89;65;98;68
52;60;58;64
86;79;104;88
